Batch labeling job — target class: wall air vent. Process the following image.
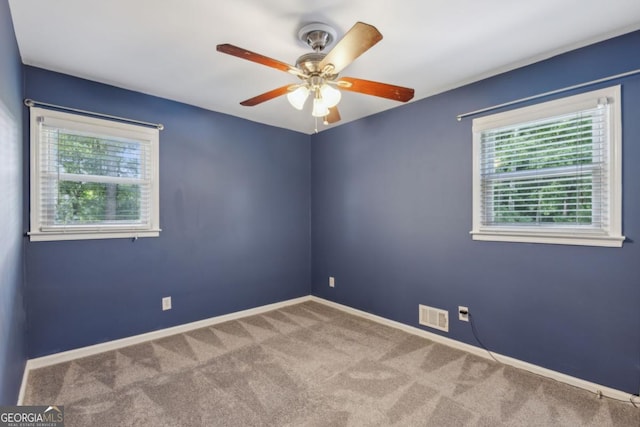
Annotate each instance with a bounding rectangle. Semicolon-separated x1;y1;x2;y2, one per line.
419;304;449;332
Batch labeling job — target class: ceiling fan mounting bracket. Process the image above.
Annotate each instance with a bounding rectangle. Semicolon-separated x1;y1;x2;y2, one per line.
297;23;338;52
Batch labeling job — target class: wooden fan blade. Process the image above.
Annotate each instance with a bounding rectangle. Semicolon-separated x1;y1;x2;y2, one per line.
217;44;304;76
240;85;292;106
319;22;383;75
324;107;341;124
337;77;415;102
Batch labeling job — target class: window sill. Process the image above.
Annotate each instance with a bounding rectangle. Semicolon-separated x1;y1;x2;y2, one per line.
470;230;624;247
29;229;161;242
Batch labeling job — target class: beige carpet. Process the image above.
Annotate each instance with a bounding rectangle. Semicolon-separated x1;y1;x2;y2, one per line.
23;301;639;426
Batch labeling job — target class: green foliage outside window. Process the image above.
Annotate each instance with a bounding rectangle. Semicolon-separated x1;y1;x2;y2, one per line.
487;118;595;225
53;133;143;225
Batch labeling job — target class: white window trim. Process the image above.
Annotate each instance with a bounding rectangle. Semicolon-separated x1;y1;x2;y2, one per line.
29;107;161;242
471;86;624;247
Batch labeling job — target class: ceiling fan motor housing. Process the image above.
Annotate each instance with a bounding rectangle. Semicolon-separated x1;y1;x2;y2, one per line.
295;52;328;75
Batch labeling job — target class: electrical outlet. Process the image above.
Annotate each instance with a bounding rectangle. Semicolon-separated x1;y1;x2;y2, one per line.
162;296;172;311
329;276;335;288
458;306;469;322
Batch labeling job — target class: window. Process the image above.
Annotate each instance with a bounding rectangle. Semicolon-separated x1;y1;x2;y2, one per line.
471;86;623;247
29;107;160;241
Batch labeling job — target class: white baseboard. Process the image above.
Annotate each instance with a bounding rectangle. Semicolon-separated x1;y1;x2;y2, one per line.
18;293;638;406
311;296;639;404
17;362;29;406
17;295;311;404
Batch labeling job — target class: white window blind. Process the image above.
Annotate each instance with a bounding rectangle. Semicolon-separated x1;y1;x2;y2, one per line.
480;107;606;228
471;86;623;247
29;107;160;241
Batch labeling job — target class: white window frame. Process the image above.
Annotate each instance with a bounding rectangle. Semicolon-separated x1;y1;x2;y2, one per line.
471;86;624;247
29;107;160;242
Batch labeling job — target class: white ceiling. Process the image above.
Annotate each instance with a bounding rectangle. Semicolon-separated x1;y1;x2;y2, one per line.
8;0;640;134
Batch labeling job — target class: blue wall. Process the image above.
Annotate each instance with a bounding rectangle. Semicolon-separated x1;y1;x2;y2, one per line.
0;1;26;405
24;67;311;357
311;31;640;394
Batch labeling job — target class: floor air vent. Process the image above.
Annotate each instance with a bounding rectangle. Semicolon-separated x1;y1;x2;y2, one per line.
419;304;449;332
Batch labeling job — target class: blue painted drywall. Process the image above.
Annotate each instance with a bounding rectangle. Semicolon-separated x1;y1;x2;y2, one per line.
24;67;311;357
311;31;640;394
0;1;26;404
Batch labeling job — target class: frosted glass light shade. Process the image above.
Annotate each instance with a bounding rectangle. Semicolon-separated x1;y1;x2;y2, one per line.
287;86;309;110
320;84;341;108
312;97;330;117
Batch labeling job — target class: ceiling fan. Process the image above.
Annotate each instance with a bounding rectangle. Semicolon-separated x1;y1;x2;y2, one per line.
217;22;415;126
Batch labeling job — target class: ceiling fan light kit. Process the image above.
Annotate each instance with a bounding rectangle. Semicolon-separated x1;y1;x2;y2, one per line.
286;86;309;110
217;21;414;127
312;96;329;117
320;84;341;107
